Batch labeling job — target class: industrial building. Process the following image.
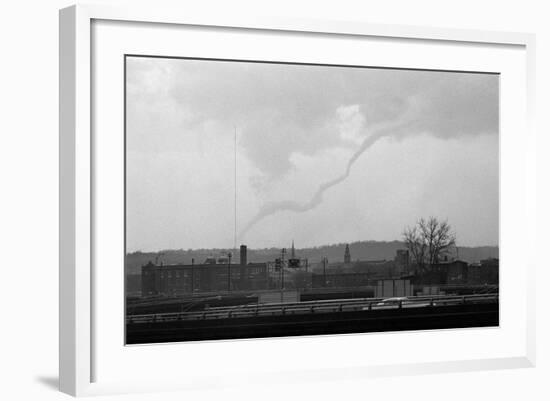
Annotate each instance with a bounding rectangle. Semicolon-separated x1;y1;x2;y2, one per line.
467;258;499;285
141;245;273;296
140;242;498;297
141;243;417;296
413;259;499;286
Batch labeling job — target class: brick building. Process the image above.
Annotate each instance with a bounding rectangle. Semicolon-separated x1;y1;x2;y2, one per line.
141;245;272;296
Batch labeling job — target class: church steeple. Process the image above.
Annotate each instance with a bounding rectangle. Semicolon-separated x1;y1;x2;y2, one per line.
291;240;296;259
344;244;351;264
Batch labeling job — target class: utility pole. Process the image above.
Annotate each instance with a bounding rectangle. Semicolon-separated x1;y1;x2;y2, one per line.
228;252;232;292
305;259;309;289
323;257;327;287
280;248;286;303
191;258;195;293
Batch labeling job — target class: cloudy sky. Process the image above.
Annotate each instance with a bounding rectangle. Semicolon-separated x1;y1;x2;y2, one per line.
126;56;499;252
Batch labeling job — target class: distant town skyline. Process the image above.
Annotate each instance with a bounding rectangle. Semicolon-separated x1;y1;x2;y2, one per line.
126;240;499;255
126;57;499;253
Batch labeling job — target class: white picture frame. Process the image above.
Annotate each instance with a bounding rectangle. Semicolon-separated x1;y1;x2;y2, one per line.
59;4;536;397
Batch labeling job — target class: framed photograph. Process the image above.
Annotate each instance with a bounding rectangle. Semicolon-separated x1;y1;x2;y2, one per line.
60;4;536;396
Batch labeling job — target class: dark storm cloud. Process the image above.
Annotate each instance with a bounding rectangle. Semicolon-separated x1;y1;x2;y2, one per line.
156;59;498;180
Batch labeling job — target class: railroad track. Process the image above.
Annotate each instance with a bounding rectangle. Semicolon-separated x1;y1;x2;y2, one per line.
126;293;498;324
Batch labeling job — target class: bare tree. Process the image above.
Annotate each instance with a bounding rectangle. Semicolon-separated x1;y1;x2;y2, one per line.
403;217;456;273
403;225;427;272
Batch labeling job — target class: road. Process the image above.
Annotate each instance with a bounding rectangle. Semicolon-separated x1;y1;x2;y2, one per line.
126;294;498;344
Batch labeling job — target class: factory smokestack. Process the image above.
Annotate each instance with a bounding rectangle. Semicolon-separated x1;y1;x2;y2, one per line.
240;244;247;266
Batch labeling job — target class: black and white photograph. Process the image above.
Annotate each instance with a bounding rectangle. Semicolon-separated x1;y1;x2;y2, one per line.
3;0;549;399
124;56;499;344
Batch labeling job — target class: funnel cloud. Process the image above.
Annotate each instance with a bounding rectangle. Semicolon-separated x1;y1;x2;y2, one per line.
239;114;413;239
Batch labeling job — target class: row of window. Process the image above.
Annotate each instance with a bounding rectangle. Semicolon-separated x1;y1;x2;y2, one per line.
144;268;268;279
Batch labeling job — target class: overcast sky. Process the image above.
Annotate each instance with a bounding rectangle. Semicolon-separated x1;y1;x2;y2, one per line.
126;56;499;252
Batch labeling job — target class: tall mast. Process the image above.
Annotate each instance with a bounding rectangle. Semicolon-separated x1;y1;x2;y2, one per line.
234;125;237;251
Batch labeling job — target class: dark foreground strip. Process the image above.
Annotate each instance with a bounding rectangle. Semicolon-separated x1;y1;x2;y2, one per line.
126;303;498;345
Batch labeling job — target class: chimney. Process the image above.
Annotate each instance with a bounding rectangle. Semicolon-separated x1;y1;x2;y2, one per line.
240;245;247;266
